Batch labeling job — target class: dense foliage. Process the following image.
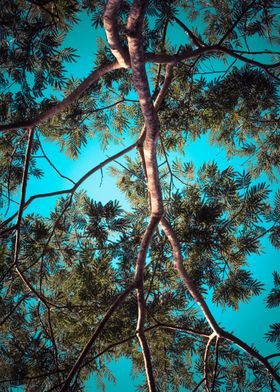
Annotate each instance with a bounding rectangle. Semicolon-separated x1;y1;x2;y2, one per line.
0;1;279;391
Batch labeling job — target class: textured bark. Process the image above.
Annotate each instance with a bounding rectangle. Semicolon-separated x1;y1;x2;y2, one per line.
127;1;163;218
104;0;130;67
160;217;280;383
127;2;163;390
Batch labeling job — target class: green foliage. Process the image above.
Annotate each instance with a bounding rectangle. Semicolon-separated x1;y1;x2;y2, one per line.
266;271;280;309
265;323;280;350
0;0;279;391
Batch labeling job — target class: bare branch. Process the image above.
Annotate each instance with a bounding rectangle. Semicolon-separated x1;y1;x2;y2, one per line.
104;0;130;67
0;142;137;232
204;332;216;392
160;217;222;334
211;337;220;392
37;133;75;184
266;353;280;360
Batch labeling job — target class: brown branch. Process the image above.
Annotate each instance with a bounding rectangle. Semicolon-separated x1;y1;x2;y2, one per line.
266;353;280;360
204;332;216;392
221;330;280;384
159;217;280;383
233;50;280;55
211;337;220;392
217;45;280;81
59;282;137;392
67;321;210;389
2;46;278;134
126;2;161;390
104;0;130;67
160;217;222;334
135;217;159;392
5;133;25;216
10;127;62;319
0;61;120;132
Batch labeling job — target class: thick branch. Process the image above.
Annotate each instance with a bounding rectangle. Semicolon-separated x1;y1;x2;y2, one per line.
160;218;280;383
204;332;216;392
1;46;278;133
127;2;163;218
127;3;160;390
134;217;160;392
104;0;130;67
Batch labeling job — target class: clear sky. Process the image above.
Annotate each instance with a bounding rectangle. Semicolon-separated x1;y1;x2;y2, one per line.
6;10;279;392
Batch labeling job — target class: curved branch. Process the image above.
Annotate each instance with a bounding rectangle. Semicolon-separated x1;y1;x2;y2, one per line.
104;0;130;67
0;61;120;132
160;217;221;334
0;142;136;232
160;218;280;384
127;2;160;390
204;332;216;392
266;353;280;360
37;133;75;184
221;330;280;384
1;46;278;134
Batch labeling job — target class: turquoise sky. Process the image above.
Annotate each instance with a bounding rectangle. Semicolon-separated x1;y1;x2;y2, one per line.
6;10;279;392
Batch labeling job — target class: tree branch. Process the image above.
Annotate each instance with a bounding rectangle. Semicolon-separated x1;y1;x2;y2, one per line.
217;0;258;45
204;332;216;392
0;142;137;232
221;330;280;384
0;61;120;132
211;337;220;392
104;0;130;67
59;283;137;392
160;217;222;334
172;16;205;48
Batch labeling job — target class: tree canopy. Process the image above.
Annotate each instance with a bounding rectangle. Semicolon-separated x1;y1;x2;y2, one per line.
0;1;280;391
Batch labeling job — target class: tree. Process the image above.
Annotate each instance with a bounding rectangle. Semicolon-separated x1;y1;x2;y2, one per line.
0;0;279;391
